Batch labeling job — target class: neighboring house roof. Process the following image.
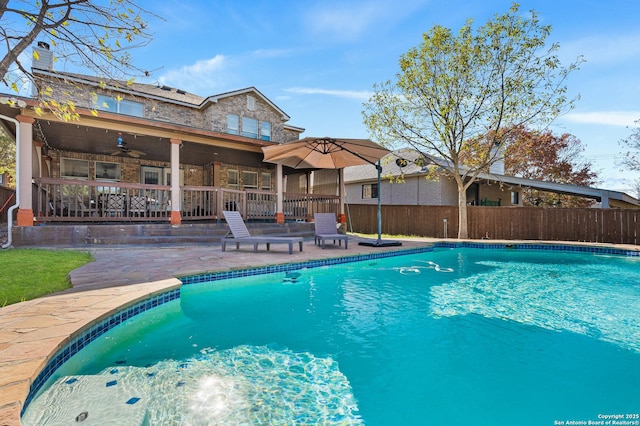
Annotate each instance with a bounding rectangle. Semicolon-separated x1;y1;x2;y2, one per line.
344;149;640;207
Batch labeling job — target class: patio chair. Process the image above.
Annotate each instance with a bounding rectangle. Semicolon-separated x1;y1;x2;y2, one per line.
101;194;125;217
221;210;303;254
314;213;348;249
128;195;147;217
71;196;92;217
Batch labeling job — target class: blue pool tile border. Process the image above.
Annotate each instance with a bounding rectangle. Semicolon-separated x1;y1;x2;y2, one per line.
435;241;640;256
179;246;436;285
23;288;181;414
23;241;639;415
180;242;639;286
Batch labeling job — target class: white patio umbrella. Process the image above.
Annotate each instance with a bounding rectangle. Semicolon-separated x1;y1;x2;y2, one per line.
262;137;401;247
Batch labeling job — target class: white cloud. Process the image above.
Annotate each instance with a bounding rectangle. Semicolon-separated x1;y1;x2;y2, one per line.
304;0;428;42
563;111;640;127
158;55;228;94
305;3;381;41
286;87;373;101
561;32;640;65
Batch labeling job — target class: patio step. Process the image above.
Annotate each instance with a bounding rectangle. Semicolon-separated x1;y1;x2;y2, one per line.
10;222;315;247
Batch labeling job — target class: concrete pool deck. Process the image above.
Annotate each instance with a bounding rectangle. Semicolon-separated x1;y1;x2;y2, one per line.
2;236;638;425
0;235;437;425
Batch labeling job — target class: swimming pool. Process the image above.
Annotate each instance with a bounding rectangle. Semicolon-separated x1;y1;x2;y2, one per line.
22;245;640;425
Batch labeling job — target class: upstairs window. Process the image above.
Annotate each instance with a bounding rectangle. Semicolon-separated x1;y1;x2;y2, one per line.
93;94;143;117
242;117;258;138
227;114;239;135
261;121;271;141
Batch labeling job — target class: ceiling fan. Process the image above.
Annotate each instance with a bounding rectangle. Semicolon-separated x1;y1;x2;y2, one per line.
111;132;146;158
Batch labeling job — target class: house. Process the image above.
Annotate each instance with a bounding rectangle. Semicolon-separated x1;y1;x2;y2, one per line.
0;43;346;231
343;148;640;209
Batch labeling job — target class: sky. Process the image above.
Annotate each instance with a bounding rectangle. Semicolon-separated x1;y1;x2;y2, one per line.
37;0;640;193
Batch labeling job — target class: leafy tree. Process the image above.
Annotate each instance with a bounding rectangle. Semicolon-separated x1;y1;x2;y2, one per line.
503;125;599;207
617;119;640;172
363;3;582;238
0;127;15;186
0;0;158;119
632;178;640;200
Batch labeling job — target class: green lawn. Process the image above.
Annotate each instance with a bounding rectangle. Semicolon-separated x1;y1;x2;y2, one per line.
0;249;93;306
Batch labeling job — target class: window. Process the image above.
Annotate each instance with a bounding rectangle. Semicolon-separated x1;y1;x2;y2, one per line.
362;183;378;199
60;158;89;179
118;99;144;117
511;191;520;205
95;161;121;181
260;121;271;141
242;171;258;189
247;95;256;111
227;169;239;188
242;117;258;138
227;114;239;135
93;94;143;117
261;172;272;190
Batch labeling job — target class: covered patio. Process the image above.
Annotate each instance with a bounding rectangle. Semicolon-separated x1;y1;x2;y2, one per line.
1;100;343;231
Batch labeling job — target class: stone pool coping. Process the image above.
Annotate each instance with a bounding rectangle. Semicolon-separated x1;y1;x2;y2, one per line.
2;238;638;425
0;279;181;426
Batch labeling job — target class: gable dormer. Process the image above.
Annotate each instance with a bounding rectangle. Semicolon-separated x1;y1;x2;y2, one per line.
203;87;293;143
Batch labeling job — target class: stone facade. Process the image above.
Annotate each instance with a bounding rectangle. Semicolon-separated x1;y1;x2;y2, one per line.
33;71;302;189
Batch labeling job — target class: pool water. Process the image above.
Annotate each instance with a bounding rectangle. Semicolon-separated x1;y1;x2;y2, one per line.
23;248;640;425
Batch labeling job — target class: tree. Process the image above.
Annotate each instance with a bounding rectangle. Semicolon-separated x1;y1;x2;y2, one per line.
363;3;582;238
0;127;15;186
632;178;640;200
503;125;599;207
618;119;640;172
0;0;157;119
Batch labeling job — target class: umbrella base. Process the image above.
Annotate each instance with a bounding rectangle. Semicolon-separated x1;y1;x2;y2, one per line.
358;239;403;248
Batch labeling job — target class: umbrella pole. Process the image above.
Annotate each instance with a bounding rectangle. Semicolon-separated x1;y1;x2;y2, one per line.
358;160;402;248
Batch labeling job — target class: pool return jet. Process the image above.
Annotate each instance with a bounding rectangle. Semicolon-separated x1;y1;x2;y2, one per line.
262;137;402;247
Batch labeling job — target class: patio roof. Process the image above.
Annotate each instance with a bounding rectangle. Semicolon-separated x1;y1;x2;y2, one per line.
0;97;278;167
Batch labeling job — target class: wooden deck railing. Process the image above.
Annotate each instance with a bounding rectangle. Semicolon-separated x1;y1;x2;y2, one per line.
33;178;339;223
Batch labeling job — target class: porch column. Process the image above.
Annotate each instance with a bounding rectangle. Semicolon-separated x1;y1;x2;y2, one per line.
275;163;284;224
338;168;346;224
16;115;35;226
169;138;182;225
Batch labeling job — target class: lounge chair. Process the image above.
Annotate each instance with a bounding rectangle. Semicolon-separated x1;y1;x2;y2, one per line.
221;210;303;254
314;213;348;249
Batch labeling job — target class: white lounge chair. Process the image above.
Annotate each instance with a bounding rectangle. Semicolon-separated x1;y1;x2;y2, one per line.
314;213;348;249
221;210;303;254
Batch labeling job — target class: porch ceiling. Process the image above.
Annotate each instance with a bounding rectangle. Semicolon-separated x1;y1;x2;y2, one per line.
35;119;269;167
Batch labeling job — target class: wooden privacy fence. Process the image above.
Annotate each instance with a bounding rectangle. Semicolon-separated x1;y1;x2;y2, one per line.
347;205;640;245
